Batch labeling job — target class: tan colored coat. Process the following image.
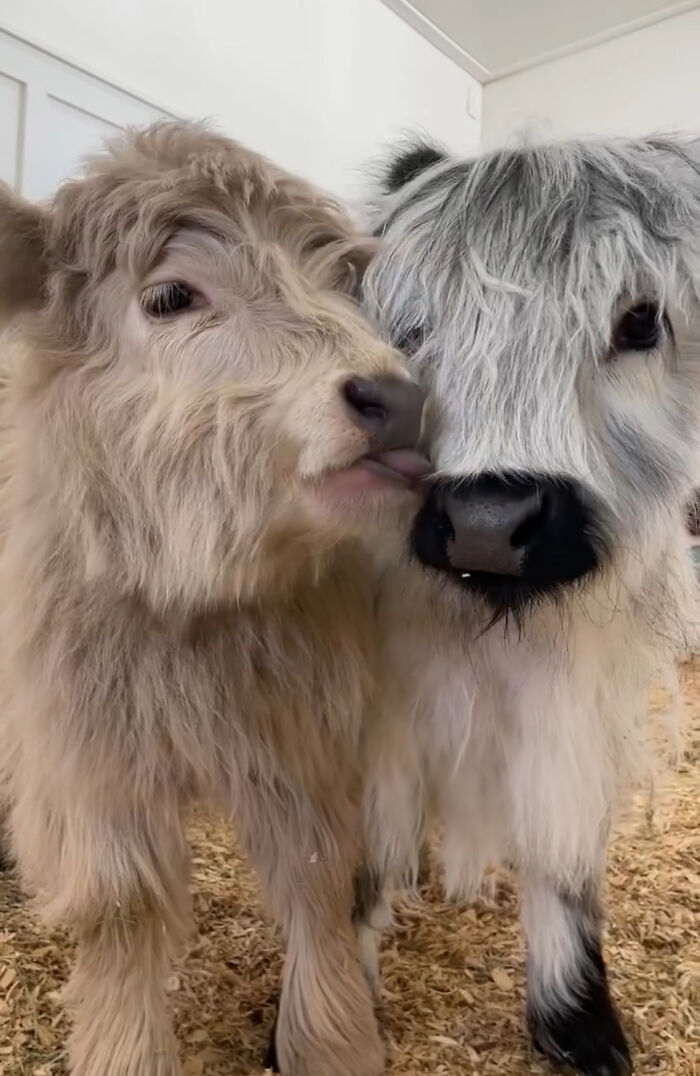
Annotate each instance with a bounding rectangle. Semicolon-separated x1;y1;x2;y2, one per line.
0;122;420;1076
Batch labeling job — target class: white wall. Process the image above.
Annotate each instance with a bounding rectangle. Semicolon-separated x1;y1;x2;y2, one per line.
0;0;480;197
0;32;168;199
482;7;700;149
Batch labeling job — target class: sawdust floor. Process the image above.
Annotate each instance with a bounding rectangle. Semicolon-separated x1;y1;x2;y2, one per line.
1;665;698;1076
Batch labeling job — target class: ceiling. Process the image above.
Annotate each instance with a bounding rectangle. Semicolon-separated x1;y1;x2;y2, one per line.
382;0;700;81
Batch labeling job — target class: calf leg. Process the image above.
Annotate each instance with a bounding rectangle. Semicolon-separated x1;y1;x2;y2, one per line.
352;862;393;1000
68;907;184;1076
522;873;632;1076
353;742;427;998
11;787;190;1076
236;782;383;1076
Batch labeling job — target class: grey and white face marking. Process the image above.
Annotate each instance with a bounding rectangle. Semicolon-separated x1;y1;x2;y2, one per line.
364;137;700;612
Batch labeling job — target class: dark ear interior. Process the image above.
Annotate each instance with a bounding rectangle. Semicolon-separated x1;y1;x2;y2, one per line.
0;183;49;321
384;141;446;193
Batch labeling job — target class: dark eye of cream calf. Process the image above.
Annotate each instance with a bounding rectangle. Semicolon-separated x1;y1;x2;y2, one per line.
141;282;197;318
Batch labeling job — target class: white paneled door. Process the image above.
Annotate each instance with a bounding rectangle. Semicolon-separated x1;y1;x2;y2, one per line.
0;29;171;200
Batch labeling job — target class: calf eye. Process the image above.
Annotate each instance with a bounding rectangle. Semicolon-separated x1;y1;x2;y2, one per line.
612;302;666;353
395;325;426;355
141;282;195;318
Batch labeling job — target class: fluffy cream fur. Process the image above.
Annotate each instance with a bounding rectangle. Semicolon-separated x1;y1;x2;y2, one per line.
0;122;422;1076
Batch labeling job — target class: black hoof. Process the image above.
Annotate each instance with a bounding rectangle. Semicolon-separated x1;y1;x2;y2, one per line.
529;1000;632;1075
264;1007;279;1072
527;915;633;1076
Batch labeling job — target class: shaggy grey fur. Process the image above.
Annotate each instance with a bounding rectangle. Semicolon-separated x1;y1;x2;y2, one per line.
358;135;700;1076
365;137;700;523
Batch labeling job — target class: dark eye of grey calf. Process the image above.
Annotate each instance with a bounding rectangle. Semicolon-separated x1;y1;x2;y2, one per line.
142;282;195;318
612;302;668;354
394;324;426;355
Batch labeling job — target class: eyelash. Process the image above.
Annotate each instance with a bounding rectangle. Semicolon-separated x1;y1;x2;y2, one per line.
141;282;196;318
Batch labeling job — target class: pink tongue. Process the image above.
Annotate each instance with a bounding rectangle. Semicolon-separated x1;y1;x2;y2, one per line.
371;449;433;480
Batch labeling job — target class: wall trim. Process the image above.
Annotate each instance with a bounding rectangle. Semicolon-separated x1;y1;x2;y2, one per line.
0;21;178;117
380;0;490;82
381;0;700;83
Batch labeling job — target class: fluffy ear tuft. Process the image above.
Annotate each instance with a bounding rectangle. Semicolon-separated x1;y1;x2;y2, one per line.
384;141;446;194
0;183;49;322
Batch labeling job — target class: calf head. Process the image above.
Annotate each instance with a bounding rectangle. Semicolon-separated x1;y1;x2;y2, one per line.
0;122;428;613
364;138;700;615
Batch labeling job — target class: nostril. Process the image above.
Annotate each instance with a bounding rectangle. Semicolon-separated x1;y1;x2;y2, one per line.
362;403;388;422
433;492;456;544
343;375;424;451
510;491;549;549
342;377;389;426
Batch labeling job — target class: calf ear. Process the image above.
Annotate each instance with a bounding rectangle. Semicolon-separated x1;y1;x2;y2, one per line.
0;183;49;322
383;140;447;194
